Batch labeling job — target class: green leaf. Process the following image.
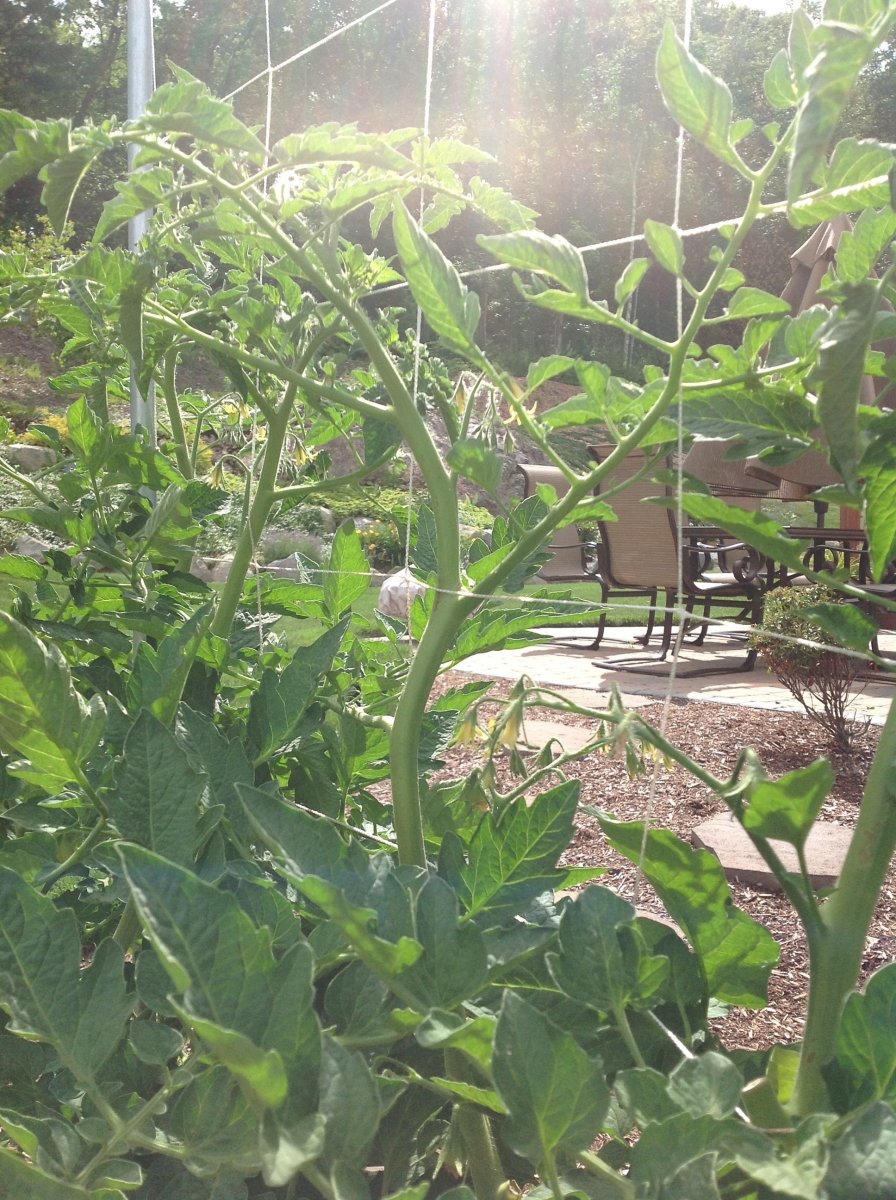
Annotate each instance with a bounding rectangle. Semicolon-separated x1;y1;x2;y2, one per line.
144;71;268;159
597;813;779;1007
126;606;212;728
40;137;108;235
478;229;589;298
675;495;809;575
118;845;321;1107
446;437;504;495
861;429;896;581
0;115;70;195
805;603;878;653
410;504;438;577
324;522;370;619
644;220;684;277
0;610;105;791
614;1067;682;1128
540;392;604;431
548;886;667;1016
742;760;833;850
493;992;610;1162
458;779;580;923
789;23;882;204
615;257;651;307
667;1052;744;1119
299;875;423;980
167;1066;262;1177
319;1037;381;1169
0;1144;123;1199
828;964;896;1110
836;207;896;283
246;620;346;765
392;199;480;356
726;287;791;319
66;396;110;470
0;553;45;580
815;279;883;489
764;49;800;110
128;1018;185;1065
0;870;130;1081
108;711;203;865
396;876;487;1008
415;1009;495;1071
824;1102;896;1200
657;22;736;167
526;355;576;392
177;708;255;843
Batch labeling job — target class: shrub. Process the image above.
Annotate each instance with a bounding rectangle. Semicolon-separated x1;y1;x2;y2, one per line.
751;585;869;754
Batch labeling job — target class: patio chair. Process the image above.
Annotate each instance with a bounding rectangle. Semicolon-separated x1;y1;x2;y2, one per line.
516;464;599;583
516;462;659;649
589;445;767;675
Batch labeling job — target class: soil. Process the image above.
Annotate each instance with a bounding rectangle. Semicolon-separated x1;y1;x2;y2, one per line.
430;674;893;1054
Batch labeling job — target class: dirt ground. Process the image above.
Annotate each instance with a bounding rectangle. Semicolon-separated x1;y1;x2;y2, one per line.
432;675;893;1054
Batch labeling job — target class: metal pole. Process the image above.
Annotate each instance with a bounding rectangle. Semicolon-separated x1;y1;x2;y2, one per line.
127;0;156;440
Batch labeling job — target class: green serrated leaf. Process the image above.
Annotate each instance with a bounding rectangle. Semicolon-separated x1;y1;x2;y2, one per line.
526;355;576;392
392;199;480;355
657;22;736;167
828;964;896;1110
478;229;590;298
597;813;778;1007
396;875;487;1008
742;759;833;850
493;992;610;1163
0;610;105;791
861;428;896;581
726;287;791;319
548;886;640;1014
118;844;321;1106
0;1144;121;1199
324;522;370;619
446;438;504;495
824;1101;896;1199
0;871;130;1082
667;1052;744;1119
789;24;880;204
815;279;882;489
644;220;684;277
764;48;800;110
459;779;579;923
319;1037;381;1168
108;711;203;865
246;620;346;765
615;257;651;307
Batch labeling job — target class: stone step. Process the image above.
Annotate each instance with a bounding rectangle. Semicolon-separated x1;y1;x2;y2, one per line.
692;812;851;892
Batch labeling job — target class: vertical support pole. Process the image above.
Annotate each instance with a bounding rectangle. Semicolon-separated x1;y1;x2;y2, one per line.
127;0;156;441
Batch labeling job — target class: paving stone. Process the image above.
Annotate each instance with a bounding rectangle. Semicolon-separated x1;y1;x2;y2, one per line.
692;811;851;892
521;719;595;753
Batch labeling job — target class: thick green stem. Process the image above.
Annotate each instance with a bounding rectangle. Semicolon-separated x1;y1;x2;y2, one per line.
391;589;469;866
445;1049;506;1200
209;386;296;641
790;697;896;1115
161;349;194;478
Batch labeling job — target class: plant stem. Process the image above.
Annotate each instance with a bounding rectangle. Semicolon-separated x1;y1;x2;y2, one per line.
41;818;107;888
112;895;142;954
445;1049;506;1200
791;695;896;1114
161;349;194;478
209;383;296;640
578;1149;637;1199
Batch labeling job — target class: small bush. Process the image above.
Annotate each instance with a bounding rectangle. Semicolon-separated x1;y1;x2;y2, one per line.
751;585;869;755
